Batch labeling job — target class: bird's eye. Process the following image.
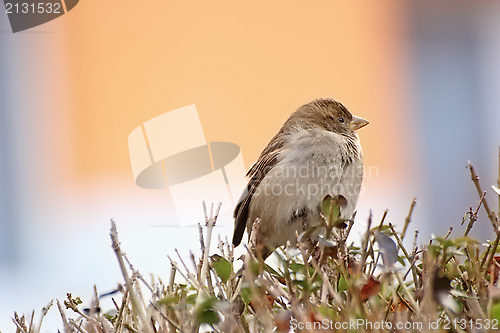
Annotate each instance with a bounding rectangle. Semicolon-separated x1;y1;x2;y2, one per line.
338;117;345;123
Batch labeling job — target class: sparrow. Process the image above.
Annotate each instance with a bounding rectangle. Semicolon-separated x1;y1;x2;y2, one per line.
232;98;368;258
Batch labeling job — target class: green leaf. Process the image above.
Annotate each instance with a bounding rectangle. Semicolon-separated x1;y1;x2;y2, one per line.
289;263;304;273
158;295;179;305
197;309;219;324
186;293;197;304
293;279;309;289
317;305;336;319
249;259;263;276
210;254;231;283
199;296;218;310
264;264;283;279
322;194;348;229
103;313;115;321
434;237;456;248
370;225;391;233
427;245;442;256
338;276;347;293
453;237;480;246
322;194;333;217
307;267;322;282
241;287;252;304
194;296;220;325
396;255;406;266
447;250;466;258
492;302;500;321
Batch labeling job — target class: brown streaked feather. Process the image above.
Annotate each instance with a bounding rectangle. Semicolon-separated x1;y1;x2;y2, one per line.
232;131;289;246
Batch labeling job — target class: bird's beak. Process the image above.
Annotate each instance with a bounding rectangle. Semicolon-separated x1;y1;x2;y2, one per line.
350;116;369;131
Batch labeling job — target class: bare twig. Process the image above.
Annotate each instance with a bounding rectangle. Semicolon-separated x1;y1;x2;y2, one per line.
402;198;417;241
389;223;418;284
68;319;89;333
168;262;176;294
468;162;500;279
444;226;453;240
484;235;500;279
56;300;72;333
110;220;153;333
360;211;373;273
123;253;153;292
468;162;499;231
12;313;28;333
36;300;53;333
463;192;485;237
200;202;222;289
168;255;201;291
378;209;388;230
149;301;180;330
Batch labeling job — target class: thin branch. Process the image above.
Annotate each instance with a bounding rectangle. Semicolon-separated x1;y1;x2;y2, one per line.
56;300;72;333
110;220;153;333
360;211;373;273
402;198;417;241
463;192;485;237
468;162;499;231
200;202;222;290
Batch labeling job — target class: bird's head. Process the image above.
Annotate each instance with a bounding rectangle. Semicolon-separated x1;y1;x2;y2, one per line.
289;98;369;137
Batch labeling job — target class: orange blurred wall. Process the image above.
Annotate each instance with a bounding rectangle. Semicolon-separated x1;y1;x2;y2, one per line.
63;0;413;189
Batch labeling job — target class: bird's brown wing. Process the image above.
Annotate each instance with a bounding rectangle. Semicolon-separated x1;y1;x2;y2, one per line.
232;133;286;246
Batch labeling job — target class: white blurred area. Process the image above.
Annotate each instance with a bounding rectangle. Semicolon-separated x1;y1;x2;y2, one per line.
1;1;500;332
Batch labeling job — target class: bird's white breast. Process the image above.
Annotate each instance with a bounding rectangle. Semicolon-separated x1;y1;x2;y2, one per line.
248;129;363;248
